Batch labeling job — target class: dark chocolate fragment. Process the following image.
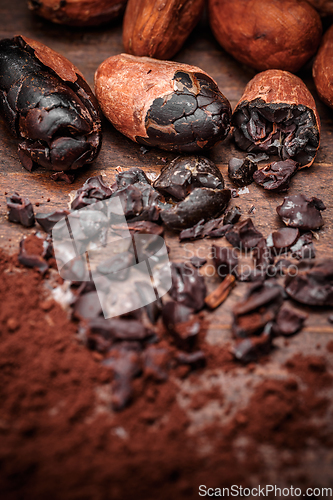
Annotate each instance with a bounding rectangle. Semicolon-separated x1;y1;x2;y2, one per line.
161;187;231;231
153;156;224;200
232;323;273;363
50;171;75;183
161;301;200;350
179;217;231;241
135;281;161;324
212;245;238;279
273;307;307;336
276;194;326;230
253;159;298;191
290;232;315;260
169;262;206;311
223;206;242;225
6;193;35;227
225;218;263;249
114;167;150;189
18;234;50;273
175;350;206;368
71;175;112;210
228;157;257;186
285;260;333;306
36;210;70;233
252;237;275;278
267;227;299;252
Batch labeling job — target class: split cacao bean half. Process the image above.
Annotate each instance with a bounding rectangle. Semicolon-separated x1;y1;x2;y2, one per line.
208;0;322;73
0;36;102;172
28;0;127;26
232;70;320;168
123;0;205;60
94;54;231;152
313;25;333;110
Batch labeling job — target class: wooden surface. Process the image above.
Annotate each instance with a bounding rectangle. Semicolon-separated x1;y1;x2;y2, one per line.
1;0;333;343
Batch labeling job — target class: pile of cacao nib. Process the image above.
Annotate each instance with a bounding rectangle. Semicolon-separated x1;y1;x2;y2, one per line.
6;157;332;410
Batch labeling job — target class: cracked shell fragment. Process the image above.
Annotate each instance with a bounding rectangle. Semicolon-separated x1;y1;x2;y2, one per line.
94;54;231;152
0;35;102;172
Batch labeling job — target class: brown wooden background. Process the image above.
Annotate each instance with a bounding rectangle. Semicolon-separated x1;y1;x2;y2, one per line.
1;0;333;345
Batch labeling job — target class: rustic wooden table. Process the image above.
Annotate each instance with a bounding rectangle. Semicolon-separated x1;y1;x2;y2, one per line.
1;1;333;486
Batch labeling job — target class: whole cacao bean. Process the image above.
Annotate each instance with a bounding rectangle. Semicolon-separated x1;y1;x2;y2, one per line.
123;0;205;60
208;0;322;73
0;36;102;172
232;70;320;168
305;0;333;17
313;25;333;110
95;54;231;152
28;0;127;26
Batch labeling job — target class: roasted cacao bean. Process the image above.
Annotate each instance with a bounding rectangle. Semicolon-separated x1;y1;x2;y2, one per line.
0;36;102;172
232;70;320;168
313;25;333;110
95;54;231;152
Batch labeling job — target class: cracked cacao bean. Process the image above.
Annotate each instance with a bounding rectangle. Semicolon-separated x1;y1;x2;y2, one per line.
232;70;320;168
208;0;322;72
95;54;231;152
28;0;127;26
123;0;205;60
0;36;102;172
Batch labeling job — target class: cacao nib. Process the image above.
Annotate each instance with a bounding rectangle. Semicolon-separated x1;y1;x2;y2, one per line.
223;206;242;225
290;232;315;260
161;301;200;350
228;157;257;186
273;307;307;336
175;350;206;368
276;194;326;230
232;324;273;363
212;245;238;279
169;262;206;311
50;171;75;184
143;346;170;381
253;159;298;191
253;237;275;277
71;176;112;210
179;217;231;241
6;193;35;227
232;281;284;337
97;252;134;281
266;227;299;251
18;234;50;273
285;260;333;306
36;210;70;233
73;291;102;320
126;221;164;236
134;281;161;324
225;218;263;249
153;156;224;201
190;256;207;268
114;167;151;189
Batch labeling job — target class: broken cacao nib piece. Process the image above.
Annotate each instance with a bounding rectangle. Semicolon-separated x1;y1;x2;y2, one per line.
290;232;315;260
228;157;257;186
169;262;206;311
179;217;231;241
223;206;242;225
134;281;161;325
0;36;102;172
114;167;151;190
143;346;170;381
71;176;112;210
276;194;325;230
161;301;200;350
126;221;164;236
285;259;333;306
18;234;50;273
232;281;284;337
253;237;274;273
50;171;75;183
273;307;307;336
253;159;298;192
204;274;236;309
36;210;70;233
212;245;238;279
73;291;102;320
232;325;273;363
232;70;320;168
95;54;231;153
266;227;299;252
161;187;231;231
97;252;134;281
225;218;263;249
6;193;35;227
190;256;207;268
153;156;224;200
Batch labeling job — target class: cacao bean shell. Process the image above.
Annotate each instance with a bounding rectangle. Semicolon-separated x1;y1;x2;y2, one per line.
123;0;205;60
208;0;322;73
232;70;320;168
95;53;231;152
